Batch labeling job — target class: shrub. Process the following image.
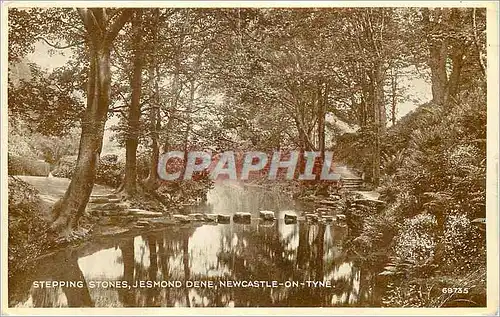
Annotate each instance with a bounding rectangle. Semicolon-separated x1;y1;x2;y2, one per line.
383;267;486;307
136;151;151;179
393;213;438;266
440;214;486;274
95;154;124;188
8;155;50;176
52;154;124;188
51;155;77;178
351;212;398;257
8;176;54;277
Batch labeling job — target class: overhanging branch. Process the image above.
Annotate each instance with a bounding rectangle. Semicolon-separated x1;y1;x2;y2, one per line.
36;37;84;50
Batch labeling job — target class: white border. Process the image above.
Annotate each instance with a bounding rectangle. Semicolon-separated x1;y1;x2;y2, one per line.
1;1;498;316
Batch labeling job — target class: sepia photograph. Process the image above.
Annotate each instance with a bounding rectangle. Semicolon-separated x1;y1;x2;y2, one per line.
2;1;498;315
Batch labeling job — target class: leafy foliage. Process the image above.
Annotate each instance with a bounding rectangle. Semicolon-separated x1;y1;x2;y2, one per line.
8;64;84;136
52;154;124;188
8;177;55;277
8;155;50;176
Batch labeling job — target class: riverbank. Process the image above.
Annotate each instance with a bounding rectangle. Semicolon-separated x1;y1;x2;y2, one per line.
8;176;186;277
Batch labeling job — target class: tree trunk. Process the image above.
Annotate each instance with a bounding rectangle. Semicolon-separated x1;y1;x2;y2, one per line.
423;8;449;105
144;64;161;190
428;40;448;105
183;80;196;159
50;9;132;235
123;10;144;196
447;47;465;102
144;9;161;190
163;68;181;152
371;62;385;187
51;46;111;233
318;83;327;161
390;68;398;126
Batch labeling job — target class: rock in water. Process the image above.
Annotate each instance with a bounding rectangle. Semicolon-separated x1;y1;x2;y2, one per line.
173;214;190;223
304;213;319;223
284;213;297;224
135;220;150;228
322;215;335;222
188;213;205;221
318;200;338;206
205;214;218;222
89;197;110;204
233;212;251;224
218;214;231;223
329;194;341;200
259;210;275;221
128;209;163;217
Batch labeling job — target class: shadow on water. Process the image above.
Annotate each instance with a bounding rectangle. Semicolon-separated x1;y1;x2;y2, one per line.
9;182;384;307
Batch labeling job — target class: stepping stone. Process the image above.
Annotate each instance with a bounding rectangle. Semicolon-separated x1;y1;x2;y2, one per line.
316;207;330;213
329;194;341;200
318;200;338;206
135;220;151;228
173;215;190;223
146;217;175;226
322;215;335;222
90;197;121;204
218;214;231;223
89;197;110;204
259;210;275;221
91;194;118;200
128;209;163;217
205;214;218;222
101;210;119;216
134;211;163;217
284;214;297;224
94;202;127;211
188;213;205;221
233;212;251;224
305;213;319;222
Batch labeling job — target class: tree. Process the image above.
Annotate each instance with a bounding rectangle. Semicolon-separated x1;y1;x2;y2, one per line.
121;9;145;196
51;8;133;235
416;8;485;105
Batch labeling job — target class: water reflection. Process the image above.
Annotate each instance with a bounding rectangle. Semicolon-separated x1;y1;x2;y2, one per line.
10;183;383;307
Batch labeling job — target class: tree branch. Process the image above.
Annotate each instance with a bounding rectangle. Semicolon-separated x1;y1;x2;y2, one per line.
105;8;134;44
76;8;101;46
36;37;84;50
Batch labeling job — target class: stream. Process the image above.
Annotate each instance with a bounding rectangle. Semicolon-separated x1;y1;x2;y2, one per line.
9;182;385;307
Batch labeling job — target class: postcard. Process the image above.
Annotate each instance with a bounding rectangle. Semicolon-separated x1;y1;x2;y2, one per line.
2;1;498;315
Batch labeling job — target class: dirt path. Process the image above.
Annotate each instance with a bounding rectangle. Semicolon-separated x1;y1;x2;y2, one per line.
354;190;380;200
333;164;362;179
18;176;115;204
334;164;381;201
